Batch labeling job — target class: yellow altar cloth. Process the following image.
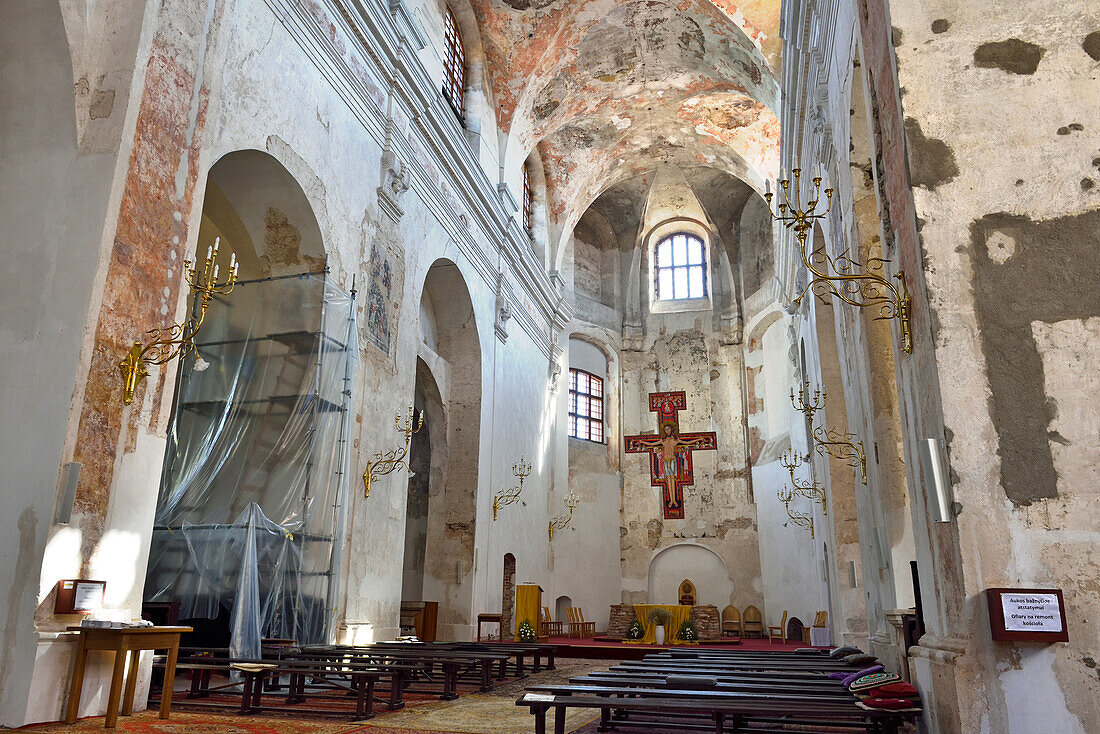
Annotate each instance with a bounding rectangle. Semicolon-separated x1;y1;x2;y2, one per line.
629;604;694;644
514;584;542;640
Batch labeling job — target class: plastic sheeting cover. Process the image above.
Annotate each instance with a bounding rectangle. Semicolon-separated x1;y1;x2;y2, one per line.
144;274;358;660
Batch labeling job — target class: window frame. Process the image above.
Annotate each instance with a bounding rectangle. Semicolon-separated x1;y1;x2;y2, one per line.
568;368;605;444
442;7;466;120
653;231;709;301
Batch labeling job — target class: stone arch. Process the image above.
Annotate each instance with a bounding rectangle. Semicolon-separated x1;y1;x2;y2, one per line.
201;149;326;278
646;543;732;608
416;257;483;641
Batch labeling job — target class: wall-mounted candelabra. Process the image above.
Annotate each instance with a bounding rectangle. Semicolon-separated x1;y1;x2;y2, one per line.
493;457;531;521
363;407;423;498
548;490;579;541
812;426;868;484
791;382;826;423
119;238;238;405
777;485;815;539
780;448;828;516
765;168;912;353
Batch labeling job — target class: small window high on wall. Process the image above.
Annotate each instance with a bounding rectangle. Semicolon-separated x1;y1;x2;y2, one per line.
522;164;533;234
568;368;604;443
442;8;465;118
654;232;707;300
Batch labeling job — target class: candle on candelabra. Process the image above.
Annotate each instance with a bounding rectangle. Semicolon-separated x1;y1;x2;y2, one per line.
207;245;213;260
213;264;219;278
213;237;220;253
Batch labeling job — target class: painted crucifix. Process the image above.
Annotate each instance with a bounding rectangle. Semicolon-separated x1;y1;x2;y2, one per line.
625;391;717;519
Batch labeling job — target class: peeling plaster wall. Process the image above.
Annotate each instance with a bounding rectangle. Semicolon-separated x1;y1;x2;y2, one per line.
884;2;1100;730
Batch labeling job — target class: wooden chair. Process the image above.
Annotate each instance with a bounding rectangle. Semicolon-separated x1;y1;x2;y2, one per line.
539;606;563;638
721;605;741;638
812;610;828;628
566;607;595;638
742;605;763;638
768;610;789;644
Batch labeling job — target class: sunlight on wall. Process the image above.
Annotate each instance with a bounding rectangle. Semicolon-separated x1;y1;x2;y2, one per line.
38;526;82;602
90;529;143;608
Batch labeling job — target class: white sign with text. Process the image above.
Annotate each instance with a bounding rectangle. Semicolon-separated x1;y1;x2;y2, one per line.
1000;593;1062;633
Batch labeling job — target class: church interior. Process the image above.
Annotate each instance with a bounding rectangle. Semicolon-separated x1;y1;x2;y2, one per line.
2;0;1098;732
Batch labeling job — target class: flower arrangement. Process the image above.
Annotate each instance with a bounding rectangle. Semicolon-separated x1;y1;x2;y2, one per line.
517;619;537;643
647;607;672;628
627;616;644;640
678;619;698;642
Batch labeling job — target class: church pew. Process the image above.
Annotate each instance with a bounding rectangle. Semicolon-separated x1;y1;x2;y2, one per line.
617;657;854;673
298;645;512;694
572;672;850;695
516;690;910;734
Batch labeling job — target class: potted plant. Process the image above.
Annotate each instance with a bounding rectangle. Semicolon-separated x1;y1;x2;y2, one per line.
627;616;644;640
516;619;537;643
647;608;672;645
678;618;698;643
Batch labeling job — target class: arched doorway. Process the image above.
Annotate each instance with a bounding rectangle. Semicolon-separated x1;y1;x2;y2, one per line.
647;544;732;609
413;258;482;641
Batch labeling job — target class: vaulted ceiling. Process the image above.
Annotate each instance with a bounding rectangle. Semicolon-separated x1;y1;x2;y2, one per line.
467;0;782;267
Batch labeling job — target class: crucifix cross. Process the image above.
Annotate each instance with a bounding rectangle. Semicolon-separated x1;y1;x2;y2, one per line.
625;391;717;519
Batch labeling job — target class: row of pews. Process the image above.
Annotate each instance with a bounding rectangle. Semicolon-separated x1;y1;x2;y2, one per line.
517;646;921;733
152;640;555;720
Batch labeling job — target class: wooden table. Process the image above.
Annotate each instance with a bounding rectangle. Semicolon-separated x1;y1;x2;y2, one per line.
65;626;191;728
476;613;503;641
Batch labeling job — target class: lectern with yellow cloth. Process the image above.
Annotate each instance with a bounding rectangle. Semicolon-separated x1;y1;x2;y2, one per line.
628;604;694;644
514;584;543;641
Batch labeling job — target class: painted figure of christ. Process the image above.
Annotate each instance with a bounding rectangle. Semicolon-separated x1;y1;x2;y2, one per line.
633;423;713;510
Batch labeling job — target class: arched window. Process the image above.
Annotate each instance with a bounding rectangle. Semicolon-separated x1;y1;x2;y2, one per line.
522;163;533;234
442;8;466;118
654;232;707;300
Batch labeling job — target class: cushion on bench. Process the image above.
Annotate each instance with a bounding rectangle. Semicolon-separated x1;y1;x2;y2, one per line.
829;646;861;659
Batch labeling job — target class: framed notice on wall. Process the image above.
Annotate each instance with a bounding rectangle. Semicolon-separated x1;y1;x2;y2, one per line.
985;588;1069;643
54;579;106;615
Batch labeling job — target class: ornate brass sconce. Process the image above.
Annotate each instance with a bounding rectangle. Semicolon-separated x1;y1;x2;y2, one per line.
780;448;828;515
493;457;532;521
791;382;826;423
363;407;423;498
119;238;238;405
777;485;815;539
548;490;579;541
812;426;868;484
765;169;912;353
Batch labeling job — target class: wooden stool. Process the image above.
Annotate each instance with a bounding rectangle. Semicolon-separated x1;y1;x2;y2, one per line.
476;613;503;641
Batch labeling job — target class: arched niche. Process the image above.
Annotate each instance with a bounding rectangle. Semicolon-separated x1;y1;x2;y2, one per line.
201;149;326;278
647;544;732;608
416;257;482;641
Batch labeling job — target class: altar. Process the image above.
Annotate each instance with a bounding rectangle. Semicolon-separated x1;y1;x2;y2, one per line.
628;604;694;644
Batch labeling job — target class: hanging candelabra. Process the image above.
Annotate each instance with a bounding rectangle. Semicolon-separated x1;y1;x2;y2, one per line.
765;168;912;353
119;237;239;405
363;407;423;497
548;490;579;541
493;457;532;521
777;485;814;539
791;381;826;423
812;425;868;484
780;448;828;515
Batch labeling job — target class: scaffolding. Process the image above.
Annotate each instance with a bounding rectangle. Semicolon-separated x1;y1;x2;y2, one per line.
143;272;358;659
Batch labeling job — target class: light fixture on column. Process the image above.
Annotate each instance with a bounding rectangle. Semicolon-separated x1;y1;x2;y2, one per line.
119;238;238;405
780;448;827;515
493;456;531;521
765;169;912;353
548;490;579;541
919;437;955;523
363;407;423;497
811;426;868;485
791;381;826;423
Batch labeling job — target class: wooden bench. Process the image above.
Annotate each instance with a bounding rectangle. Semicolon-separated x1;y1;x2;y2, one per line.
516;690;910;734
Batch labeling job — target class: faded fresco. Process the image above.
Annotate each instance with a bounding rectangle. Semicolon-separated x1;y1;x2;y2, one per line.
366;242;394;353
